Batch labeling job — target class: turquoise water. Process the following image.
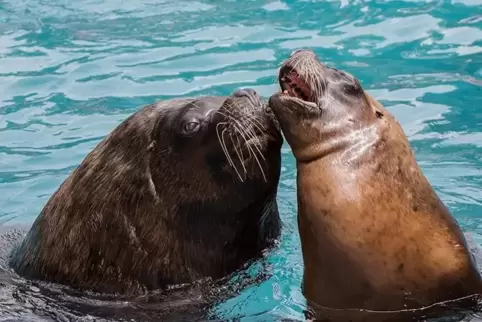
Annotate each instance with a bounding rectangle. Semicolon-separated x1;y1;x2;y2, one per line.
0;0;481;320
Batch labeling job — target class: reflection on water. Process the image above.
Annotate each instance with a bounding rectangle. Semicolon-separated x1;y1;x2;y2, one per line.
0;0;481;321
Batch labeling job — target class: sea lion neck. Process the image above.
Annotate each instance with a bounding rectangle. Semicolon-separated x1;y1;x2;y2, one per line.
269;89;381;164
291;114;381;165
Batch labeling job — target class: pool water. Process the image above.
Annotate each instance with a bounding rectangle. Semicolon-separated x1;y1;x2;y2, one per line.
0;0;481;321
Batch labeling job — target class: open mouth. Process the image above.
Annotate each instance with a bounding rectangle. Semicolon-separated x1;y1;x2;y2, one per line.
279;65;312;102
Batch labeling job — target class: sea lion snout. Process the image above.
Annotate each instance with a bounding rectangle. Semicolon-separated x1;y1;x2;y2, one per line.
219;88;281;141
231;87;264;113
233;87;258;99
288;48;316;58
289;48;303;56
278;49;363;107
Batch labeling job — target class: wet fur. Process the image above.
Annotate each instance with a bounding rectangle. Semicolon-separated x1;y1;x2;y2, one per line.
8;92;282;302
0;225;273;321
269;50;482;321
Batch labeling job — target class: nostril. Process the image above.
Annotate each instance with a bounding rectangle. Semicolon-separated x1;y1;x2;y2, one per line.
290;49;316;57
233;89;247;98
245;88;257;97
233;88;258;98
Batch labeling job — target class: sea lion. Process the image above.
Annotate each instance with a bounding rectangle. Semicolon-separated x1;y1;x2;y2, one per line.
268;49;482;321
9;88;283;301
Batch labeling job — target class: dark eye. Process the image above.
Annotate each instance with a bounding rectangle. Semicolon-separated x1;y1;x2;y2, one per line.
182;121;200;134
344;80;363;96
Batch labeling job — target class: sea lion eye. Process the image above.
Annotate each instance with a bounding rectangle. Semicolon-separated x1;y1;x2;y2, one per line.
344;80;363;96
182;120;200;134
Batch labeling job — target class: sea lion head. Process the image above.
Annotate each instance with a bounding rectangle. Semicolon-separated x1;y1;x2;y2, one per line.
269;49;380;162
138;88;284;283
150;88;282;210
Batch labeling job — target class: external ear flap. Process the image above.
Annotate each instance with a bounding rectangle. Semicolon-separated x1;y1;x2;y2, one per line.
365;93;393;122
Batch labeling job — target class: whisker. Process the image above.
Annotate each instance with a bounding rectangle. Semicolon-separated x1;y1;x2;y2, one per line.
217;102;268;135
235;124;254;168
246;129;265;160
221;127;244;182
217;110;260;144
219;109;267;156
216;122;231;164
230;130;247;177
216;122;243;182
215;107;268;182
283;55;329;103
245;111;267;131
237;119;268;170
234;131;249;180
232;122;268;182
188;100;202;109
238;119;266;161
245;137;268;183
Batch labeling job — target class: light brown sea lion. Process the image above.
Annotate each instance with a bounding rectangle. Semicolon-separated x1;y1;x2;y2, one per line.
269;49;482;321
7;88;283;320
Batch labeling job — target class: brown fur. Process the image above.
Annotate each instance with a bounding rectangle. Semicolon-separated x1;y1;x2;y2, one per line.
9;89;283;297
269;50;482;321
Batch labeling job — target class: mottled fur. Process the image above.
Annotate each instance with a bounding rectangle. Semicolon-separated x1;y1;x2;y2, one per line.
269;50;482;321
9;89;283;296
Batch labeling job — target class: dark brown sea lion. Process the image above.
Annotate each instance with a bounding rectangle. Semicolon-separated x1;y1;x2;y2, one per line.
8;88;283;303
268;49;482;321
